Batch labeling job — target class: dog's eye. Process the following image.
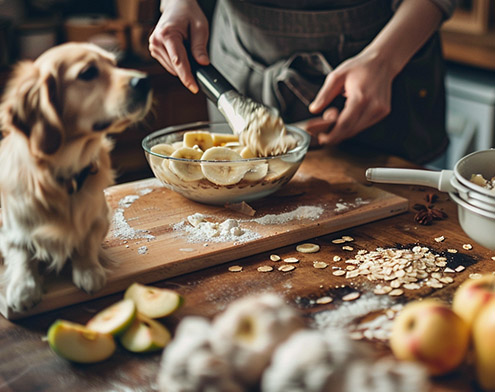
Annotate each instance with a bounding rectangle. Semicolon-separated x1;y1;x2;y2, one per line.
78;65;99;81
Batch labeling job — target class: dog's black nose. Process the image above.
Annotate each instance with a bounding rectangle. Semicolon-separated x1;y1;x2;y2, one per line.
130;75;151;97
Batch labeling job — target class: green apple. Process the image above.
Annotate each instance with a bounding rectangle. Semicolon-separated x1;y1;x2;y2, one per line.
86;299;137;336
124;282;183;319
119;313;171;353
47;320;116;363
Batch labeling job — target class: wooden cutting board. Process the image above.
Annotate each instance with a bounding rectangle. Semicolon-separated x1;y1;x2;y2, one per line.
0;158;408;319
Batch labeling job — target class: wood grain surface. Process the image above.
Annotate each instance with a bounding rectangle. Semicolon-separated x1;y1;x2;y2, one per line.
0;155;407;319
0;146;493;392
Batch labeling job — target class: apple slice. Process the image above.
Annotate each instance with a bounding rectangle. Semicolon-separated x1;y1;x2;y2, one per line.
124;283;183;319
86;299;136;336
47;320;116;363
119;313;171;353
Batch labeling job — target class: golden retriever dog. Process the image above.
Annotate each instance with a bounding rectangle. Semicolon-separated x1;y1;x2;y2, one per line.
0;42;152;311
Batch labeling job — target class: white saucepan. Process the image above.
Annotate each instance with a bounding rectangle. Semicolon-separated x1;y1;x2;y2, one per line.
366;149;495;250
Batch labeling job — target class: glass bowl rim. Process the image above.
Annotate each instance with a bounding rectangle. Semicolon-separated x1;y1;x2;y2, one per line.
142;121;311;164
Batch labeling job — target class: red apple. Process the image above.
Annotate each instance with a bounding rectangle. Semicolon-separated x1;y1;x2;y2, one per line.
390;299;470;375
472;298;495;391
452;274;495;327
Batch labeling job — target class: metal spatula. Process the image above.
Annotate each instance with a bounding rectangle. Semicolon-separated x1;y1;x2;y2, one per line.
189;57;283;140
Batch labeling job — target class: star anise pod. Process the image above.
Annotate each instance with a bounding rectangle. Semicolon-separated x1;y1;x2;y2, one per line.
413;203;447;225
425;192;438;204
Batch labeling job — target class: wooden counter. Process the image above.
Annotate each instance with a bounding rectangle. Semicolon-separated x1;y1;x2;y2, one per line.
0;145;492;392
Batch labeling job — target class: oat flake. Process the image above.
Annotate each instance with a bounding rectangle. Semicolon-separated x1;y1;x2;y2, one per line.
342;292;361;302
278;265;295;272
228;265;243;272
316;296;333;305
257;266;273;272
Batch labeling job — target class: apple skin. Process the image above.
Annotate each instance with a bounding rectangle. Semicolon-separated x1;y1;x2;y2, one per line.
119;313;171;353
48;320;116;363
452;274;495;327
86;299;137;336
472;298;495;391
390;299;470;376
124;283;183;319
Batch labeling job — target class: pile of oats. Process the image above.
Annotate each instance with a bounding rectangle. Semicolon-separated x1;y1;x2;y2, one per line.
339;246;460;295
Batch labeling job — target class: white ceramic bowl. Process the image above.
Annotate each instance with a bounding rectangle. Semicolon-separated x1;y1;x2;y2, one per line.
449;192;495;250
454;149;495;199
142;121;310;205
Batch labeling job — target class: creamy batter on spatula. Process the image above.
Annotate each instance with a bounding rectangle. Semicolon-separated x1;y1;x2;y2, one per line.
218;94;297;157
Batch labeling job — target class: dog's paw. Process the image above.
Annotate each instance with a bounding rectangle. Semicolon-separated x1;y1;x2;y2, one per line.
6;278;43;312
72;264;107;294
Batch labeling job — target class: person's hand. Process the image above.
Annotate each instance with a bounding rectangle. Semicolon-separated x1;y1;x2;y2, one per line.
149;0;209;93
308;50;395;145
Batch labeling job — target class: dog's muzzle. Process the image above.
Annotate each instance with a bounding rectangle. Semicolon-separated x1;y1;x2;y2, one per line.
127;75;151;112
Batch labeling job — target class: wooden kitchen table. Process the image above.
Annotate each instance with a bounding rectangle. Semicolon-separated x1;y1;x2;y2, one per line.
0;145;492;392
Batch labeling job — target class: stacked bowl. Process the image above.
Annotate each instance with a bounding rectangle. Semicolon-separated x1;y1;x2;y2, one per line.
366;149;495;250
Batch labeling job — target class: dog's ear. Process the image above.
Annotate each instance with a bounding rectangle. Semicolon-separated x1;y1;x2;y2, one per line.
30;73;63;155
1;61;63;156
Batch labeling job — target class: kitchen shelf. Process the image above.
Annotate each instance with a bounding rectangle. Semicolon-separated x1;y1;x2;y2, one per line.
441;29;495;71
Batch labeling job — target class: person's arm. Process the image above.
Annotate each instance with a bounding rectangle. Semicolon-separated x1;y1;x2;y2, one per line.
149;0;210;93
308;0;444;145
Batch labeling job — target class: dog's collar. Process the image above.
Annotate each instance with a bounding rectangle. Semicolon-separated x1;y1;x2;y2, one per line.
57;162;99;194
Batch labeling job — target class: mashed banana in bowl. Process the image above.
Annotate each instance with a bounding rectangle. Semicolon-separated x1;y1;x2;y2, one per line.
142;122;310;205
470;174;495;194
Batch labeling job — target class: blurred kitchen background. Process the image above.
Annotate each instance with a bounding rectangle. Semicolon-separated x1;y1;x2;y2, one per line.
0;0;493;181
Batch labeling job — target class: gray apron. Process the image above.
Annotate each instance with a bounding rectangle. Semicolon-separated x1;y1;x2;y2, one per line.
209;0;448;164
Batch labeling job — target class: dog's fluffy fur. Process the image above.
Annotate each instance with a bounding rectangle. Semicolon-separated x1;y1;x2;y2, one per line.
0;43;152;311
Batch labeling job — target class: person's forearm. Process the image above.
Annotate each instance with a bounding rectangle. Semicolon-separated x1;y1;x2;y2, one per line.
362;0;443;77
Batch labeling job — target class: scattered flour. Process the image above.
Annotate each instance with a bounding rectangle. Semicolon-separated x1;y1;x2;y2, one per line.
112;209;156;241
111;193;156;242
119;194;140;208
334;197;370;213
174;205;326;243
138;246;148;255
312;293;393;331
138;188;153;196
173;216;261;244
251;205;324;225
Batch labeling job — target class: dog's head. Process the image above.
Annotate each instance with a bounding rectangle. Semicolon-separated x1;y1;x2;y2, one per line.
0;42;152;159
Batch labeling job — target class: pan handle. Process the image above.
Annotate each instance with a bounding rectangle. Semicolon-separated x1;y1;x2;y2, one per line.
365;168;455;193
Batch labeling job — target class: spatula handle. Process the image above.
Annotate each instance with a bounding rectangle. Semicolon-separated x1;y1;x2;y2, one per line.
188;54;236;104
365;168;455;192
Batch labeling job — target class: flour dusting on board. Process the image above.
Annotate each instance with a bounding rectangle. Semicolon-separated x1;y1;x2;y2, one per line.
173;214;261;244
252;205;324;225
174;205;325;243
334;197;370;213
111;190;156;241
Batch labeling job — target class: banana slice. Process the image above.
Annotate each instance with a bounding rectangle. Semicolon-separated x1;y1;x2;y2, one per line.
211;133;239;146
169;147;204;181
296;243;320;253
264;159;294;182
244;161;269;182
240;146;257;159
172;141;183;150
151;143;175;156
201;147;249;186
223;142;242;149
183;131;214;151
150;143;176;169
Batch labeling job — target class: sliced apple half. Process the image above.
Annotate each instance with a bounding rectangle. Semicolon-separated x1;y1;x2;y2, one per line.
124;283;183;319
47;320;116;363
119;313;171;353
86;299;136;336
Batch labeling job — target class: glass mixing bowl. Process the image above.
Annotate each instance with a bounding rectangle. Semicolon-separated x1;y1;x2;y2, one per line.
142;121;310;205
